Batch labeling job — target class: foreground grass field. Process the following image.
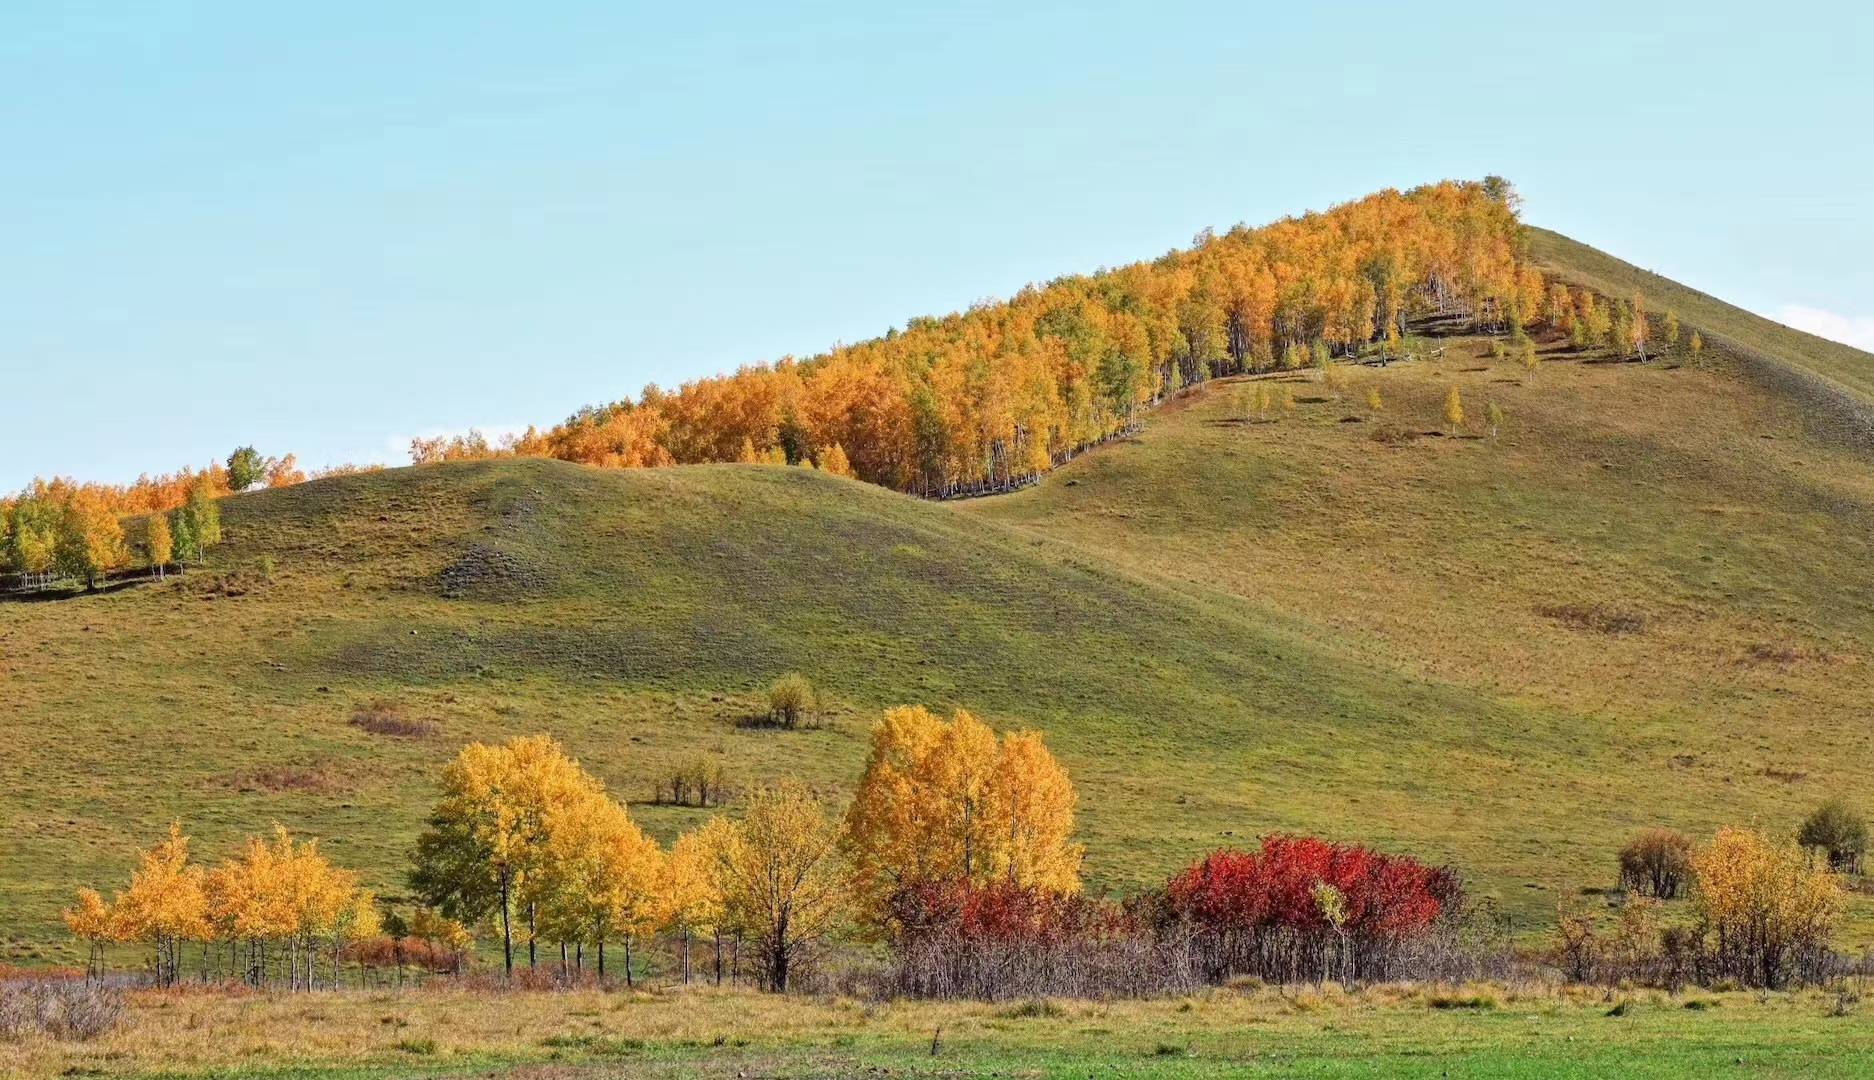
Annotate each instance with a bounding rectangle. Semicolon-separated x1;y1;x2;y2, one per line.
6;984;1874;1078
4;231;1874;970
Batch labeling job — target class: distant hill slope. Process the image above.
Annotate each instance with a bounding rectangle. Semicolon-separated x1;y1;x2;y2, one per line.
1528;226;1874;448
8;231;1874;965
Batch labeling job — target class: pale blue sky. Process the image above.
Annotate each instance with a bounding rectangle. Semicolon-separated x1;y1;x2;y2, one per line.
5;2;1871;488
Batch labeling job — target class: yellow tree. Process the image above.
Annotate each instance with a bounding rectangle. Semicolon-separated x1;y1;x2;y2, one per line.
1690;331;1705;367
1444;385;1465;433
534;790;663;983
410;735;606;977
145;509;173;580
843;706;1083;924
1692;827;1842;988
62;888;124;979
716;781;847;992
818;443;855;478
661;820;729;983
55;488;125;591
112;823;209;986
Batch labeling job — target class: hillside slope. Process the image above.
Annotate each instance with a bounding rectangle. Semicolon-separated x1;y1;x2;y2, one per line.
8;230;1874;964
2;458;1566;962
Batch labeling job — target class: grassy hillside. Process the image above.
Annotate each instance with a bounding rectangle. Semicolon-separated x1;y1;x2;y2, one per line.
1528;226;1874;409
7;230;1874;967
1;457;1561;963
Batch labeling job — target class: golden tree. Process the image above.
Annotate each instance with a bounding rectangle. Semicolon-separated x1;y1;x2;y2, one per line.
112;823;209;986
1692;826;1842;988
1443;386;1465;432
62;888;124;980
410;735;607;976
54;488;125;590
661;820;730;983
843;706;1083;923
715;781;847;991
533;789;663;982
145;509;173;580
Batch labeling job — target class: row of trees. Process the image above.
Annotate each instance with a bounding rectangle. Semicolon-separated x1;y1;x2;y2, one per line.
406;179;1537;496
64;825;379;989
0;475;221;590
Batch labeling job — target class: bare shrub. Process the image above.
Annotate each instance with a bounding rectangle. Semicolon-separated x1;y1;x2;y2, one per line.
0;980;125;1041
229;764;345;794
653;755;730;807
350;700;439;738
1619;828;1693;898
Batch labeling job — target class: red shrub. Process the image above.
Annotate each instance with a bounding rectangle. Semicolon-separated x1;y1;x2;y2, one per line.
1166;836;1449;941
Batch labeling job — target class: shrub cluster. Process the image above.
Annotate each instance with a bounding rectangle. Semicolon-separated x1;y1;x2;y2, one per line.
0;980;124;1042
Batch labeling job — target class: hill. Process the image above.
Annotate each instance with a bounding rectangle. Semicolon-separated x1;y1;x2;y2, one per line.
7;229;1874;965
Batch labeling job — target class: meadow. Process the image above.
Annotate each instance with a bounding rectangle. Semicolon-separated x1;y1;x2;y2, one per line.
6;982;1874;1079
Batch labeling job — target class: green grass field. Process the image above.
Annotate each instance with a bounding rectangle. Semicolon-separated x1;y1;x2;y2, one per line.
5;230;1874;974
6;984;1874;1079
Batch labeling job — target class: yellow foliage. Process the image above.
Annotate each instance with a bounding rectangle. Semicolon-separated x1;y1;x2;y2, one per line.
1692;826;1841;966
714;781;847;990
844;706;1083;919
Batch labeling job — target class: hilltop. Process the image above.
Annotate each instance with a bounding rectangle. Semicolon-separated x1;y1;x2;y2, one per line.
6;225;1874;966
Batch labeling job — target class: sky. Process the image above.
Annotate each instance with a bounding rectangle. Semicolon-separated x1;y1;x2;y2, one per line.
4;1;1872;489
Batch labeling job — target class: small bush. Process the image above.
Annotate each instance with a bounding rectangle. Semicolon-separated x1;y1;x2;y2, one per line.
766;673;820;730
1619;828;1693;898
1798;799;1867;874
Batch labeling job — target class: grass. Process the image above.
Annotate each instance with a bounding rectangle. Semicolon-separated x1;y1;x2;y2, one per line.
5;231;1874;977
6;983;1874;1078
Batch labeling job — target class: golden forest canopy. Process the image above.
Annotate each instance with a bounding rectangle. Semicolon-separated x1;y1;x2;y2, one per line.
417;178;1537;495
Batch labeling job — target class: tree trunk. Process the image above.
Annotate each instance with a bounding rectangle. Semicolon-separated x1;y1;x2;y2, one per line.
499;872;514;978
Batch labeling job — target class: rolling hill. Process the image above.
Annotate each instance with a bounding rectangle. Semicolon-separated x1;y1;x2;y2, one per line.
5;230;1874;966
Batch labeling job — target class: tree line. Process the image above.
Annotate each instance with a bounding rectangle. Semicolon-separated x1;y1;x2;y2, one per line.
407;178;1542;496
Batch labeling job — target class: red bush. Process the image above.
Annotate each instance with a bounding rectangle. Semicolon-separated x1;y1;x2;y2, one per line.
1166;836;1449;941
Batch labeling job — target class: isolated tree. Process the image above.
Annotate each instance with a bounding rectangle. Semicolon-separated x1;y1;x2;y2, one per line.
1444;386;1465;432
226;446;266;492
1663;310;1682;352
1485;401;1505;440
146;510;173;580
1365;386;1383;412
1797;799;1868;874
715;781;847;992
1520;341;1539;382
1689;331;1705;367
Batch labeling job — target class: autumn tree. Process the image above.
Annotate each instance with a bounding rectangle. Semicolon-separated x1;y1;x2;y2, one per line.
1443;386;1465;433
767;673;819;729
532;787;663;982
843;707;1083;927
110;823;209;986
174;477;222;564
1618;828;1692;899
266;454;306;488
661;820;729;983
1689;331;1705;367
818;443;854;478
146;509;173;580
714;781;847;992
409;735;607;977
1692;827;1841;988
55;488;125;590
